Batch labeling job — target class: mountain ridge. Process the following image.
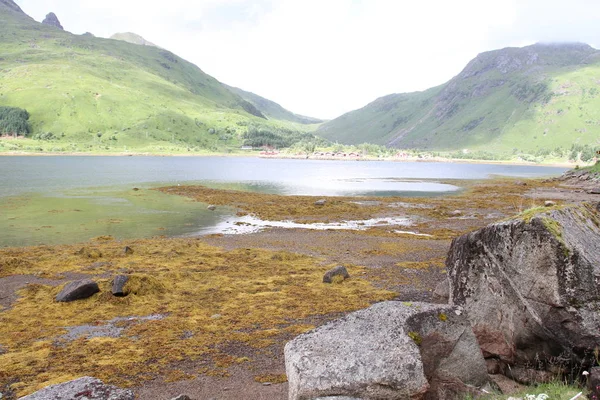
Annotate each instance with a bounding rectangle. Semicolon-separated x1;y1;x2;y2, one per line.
319;42;600;155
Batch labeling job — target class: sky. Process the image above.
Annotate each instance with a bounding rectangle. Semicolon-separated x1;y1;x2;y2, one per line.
15;0;600;120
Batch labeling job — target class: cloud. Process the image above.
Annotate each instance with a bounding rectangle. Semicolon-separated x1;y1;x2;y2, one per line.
14;0;600;119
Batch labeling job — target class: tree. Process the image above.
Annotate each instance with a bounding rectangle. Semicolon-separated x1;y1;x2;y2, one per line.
0;107;30;137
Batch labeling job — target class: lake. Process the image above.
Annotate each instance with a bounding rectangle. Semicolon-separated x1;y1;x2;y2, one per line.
0;156;567;247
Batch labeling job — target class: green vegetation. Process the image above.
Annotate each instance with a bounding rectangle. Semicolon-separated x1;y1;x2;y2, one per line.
0;3;319;154
319;43;600;159
225;84;324;125
475;381;584;399
0;106;30;136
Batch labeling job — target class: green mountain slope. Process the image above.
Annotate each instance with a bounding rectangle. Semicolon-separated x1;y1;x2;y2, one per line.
318;43;600;155
110;32;158;48
224;84;323;125
0;2;315;153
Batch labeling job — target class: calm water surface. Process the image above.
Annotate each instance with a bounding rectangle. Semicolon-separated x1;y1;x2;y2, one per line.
0;156;567;247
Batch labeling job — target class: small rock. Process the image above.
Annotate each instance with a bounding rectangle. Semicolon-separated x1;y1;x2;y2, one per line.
262;382;272;386
18;376;134;399
506;366;554;385
314;199;327;206
432;277;450;304
124;246;134;255
170;395;191;400
0;344;7;355
544;200;556;207
323;266;350;283
132;187;140;191
207;204;217;211
514;181;527;186
448;210;463;217
211;314;222;319
112;275;129;297
56;280;99;302
589;188;600;195
489;373;525;395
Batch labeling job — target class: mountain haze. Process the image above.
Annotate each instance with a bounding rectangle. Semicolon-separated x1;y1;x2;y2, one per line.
319;43;600;154
0;2;316;152
225;85;324;125
110;32;158;48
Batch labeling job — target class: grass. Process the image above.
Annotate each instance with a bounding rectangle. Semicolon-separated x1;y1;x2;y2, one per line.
0;5;319;154
0;237;395;397
319;43;600;156
475;381;585;399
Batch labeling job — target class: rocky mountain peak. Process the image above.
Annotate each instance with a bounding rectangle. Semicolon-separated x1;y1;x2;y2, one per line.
42;12;64;30
0;0;25;13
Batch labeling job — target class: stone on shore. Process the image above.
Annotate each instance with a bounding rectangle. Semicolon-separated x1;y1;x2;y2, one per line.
55;279;99;302
18;376;134;399
322;266;350;284
112;275;129;297
285;301;488;400
447;202;600;371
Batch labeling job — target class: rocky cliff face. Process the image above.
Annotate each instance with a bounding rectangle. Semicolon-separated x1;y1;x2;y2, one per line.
42;12;63;30
447;202;600;371
0;0;24;13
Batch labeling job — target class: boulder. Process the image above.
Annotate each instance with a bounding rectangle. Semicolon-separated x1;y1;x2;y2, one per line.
41;12;63;30
323;266;350;284
285;301;488;400
112;275;129;297
18;376;134;399
588;367;600;399
447;202;600;370
56;279;99;302
314;199;327;206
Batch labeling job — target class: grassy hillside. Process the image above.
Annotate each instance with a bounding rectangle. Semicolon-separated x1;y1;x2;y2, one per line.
0;2;317;153
225;84;323;125
319;43;600;157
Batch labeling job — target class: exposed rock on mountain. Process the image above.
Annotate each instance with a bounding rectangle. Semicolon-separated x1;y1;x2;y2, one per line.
19;376;134;399
0;0;24;13
42;12;63;30
447;202;600;372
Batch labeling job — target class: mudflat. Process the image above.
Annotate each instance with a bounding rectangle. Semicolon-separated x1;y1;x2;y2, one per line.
0;175;596;400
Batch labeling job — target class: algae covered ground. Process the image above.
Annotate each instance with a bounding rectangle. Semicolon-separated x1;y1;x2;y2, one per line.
0;176;595;399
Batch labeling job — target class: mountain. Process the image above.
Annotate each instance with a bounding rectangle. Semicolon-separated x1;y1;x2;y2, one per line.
110;32;158;48
225;85;323;125
0;2;316;152
318;43;600;155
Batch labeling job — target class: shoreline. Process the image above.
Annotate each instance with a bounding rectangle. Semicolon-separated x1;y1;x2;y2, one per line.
0;150;580;168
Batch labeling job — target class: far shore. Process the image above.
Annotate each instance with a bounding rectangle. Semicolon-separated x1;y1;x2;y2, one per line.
0;150;581;168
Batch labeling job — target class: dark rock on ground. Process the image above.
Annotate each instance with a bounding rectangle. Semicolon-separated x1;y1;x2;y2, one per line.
285;301;488;400
447;202;600;371
42;12;63;30
124;246;134;255
505;366;554;385
112;275;129;297
18;376;134;399
588;367;600;399
56;279;99;302
589;188;600;194
322;266;350;283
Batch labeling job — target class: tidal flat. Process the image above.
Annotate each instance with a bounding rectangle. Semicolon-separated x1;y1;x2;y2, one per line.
0;176;592;399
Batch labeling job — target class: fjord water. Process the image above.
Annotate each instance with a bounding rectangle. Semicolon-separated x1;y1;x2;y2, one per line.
0;156;566;247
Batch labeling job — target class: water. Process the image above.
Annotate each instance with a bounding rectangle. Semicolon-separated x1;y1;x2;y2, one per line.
0;156;567;247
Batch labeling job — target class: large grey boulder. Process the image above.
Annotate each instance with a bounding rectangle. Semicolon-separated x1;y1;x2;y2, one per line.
285;301;488;400
447;202;600;370
19;376;134;399
56;279;99;302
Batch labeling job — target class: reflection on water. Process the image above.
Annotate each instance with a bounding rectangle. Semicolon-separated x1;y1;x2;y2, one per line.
0;157;568;247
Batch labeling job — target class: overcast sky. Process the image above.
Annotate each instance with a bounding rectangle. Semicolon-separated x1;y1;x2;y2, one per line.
15;0;600;119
